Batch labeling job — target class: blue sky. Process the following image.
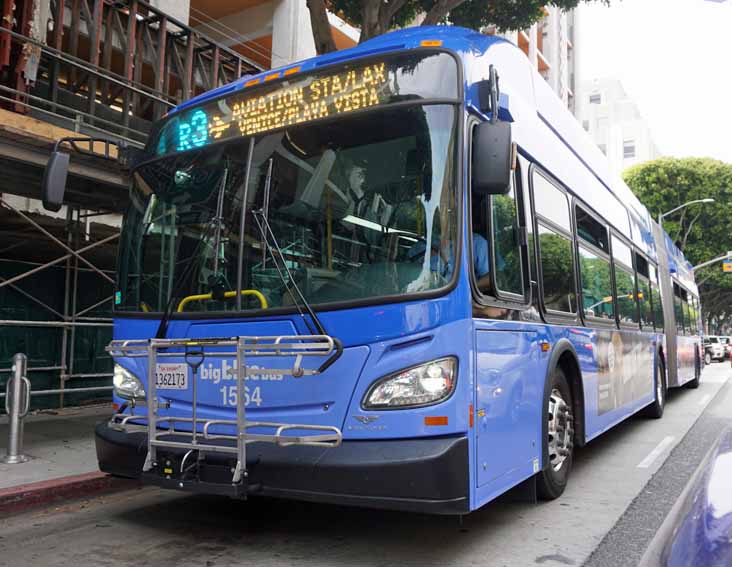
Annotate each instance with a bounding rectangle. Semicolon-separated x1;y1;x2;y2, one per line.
576;0;732;162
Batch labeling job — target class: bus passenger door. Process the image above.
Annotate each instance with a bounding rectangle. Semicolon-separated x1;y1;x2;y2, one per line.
475;328;542;488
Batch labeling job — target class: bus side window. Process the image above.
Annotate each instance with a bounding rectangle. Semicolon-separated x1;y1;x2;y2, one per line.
634;253;653;329
490;179;524;296
611;236;639;326
649;264;664;331
578;245;614;321
537;224;576;313
532;170;576;315
575;205;613;322
681;289;691;336
688;294;698;335
673;283;685;335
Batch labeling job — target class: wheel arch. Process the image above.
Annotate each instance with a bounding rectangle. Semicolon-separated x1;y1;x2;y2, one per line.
541;339;586;470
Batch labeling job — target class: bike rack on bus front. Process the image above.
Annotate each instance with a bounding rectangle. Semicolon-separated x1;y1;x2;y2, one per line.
105;335;343;495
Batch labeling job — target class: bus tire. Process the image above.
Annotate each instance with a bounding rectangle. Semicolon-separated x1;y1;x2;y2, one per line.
643;354;666;419
537;366;574;500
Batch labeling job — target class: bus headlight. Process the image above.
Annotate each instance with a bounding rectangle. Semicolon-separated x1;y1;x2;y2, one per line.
363;357;457;409
113;364;146;400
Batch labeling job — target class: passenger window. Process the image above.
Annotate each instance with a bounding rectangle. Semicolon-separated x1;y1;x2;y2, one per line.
635;254;653;328
650;265;664;330
614;265;638;325
681;290;691;335
612;237;638;325
491;184;523;296
537;223;576;313
533;172;571;231
673;284;684;335
579;246;614;320
576;207;609;252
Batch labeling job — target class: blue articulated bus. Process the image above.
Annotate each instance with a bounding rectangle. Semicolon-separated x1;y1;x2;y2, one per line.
88;26;703;514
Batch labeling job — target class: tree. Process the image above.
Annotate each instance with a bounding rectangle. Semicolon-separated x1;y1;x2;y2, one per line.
623;157;732;332
307;0;609;54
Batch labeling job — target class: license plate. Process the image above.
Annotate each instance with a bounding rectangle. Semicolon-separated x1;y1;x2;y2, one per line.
155;362;188;389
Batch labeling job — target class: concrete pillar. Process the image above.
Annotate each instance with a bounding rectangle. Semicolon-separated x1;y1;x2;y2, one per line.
271;0;317;68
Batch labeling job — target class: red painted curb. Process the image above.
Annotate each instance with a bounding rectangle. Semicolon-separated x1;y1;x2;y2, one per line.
0;471;139;515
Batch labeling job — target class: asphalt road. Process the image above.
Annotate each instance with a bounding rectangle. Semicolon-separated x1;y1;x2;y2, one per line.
1;363;730;567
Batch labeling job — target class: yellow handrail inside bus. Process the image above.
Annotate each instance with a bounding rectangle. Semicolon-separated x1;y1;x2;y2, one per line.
176;289;268;312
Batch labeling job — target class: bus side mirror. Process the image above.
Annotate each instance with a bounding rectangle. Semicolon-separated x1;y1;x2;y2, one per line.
41;151;70;212
472;120;512;195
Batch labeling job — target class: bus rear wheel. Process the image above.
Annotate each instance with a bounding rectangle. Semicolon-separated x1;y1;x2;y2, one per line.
537;367;574;500
643;355;666;419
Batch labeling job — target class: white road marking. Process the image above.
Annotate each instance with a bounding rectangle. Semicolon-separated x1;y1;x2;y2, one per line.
698;394;712;406
637;436;676;469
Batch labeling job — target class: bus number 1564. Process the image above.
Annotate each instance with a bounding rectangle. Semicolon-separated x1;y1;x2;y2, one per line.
219;385;263;407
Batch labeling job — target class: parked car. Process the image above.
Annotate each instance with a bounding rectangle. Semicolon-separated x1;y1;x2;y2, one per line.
640;427;732;566
720;336;732;357
703;336;726;364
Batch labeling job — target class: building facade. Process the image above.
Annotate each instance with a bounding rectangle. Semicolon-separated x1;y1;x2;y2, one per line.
577;78;661;179
494;7;577;111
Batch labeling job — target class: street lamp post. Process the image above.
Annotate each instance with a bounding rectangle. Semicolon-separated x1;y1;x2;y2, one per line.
658;198;715;230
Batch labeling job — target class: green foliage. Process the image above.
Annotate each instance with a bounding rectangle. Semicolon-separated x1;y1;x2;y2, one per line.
623;157;732;331
331;0;609;34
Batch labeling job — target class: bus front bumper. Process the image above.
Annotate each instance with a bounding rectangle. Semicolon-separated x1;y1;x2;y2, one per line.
95;421;470;514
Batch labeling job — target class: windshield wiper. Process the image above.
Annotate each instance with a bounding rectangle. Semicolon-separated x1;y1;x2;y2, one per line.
251;208;326;336
251;207;343;372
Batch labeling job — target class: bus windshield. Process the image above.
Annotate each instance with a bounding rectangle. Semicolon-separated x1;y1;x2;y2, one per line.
115;104;458;314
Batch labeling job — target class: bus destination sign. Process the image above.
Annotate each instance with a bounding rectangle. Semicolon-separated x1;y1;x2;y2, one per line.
160;61;390;155
151;51;459;156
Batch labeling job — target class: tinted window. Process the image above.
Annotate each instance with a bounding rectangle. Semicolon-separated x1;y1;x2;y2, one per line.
650;264;663;330
652;286;663;330
538;223;576;313
533;172;571;230
636;254;652;327
638;275;653;328
684;292;697;336
635;253;649;278
579;246;614;320
576;207;609;252
615;263;639;325
673;284;684;335
611;236;633;269
492;184;523;296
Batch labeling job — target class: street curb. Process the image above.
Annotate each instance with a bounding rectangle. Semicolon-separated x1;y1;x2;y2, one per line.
0;471;140;515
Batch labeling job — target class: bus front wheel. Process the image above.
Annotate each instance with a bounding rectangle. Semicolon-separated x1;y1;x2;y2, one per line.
537;367;574;500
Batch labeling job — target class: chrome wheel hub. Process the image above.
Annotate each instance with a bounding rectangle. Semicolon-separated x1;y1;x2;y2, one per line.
547;388;574;472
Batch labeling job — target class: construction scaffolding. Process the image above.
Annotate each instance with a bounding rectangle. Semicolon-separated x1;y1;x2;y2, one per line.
0;0;264;412
0;196;118;409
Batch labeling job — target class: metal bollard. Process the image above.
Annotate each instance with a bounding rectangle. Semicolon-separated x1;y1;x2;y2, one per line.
2;353;31;464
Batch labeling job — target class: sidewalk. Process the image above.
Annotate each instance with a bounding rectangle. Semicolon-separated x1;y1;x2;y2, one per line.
0;404;138;513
